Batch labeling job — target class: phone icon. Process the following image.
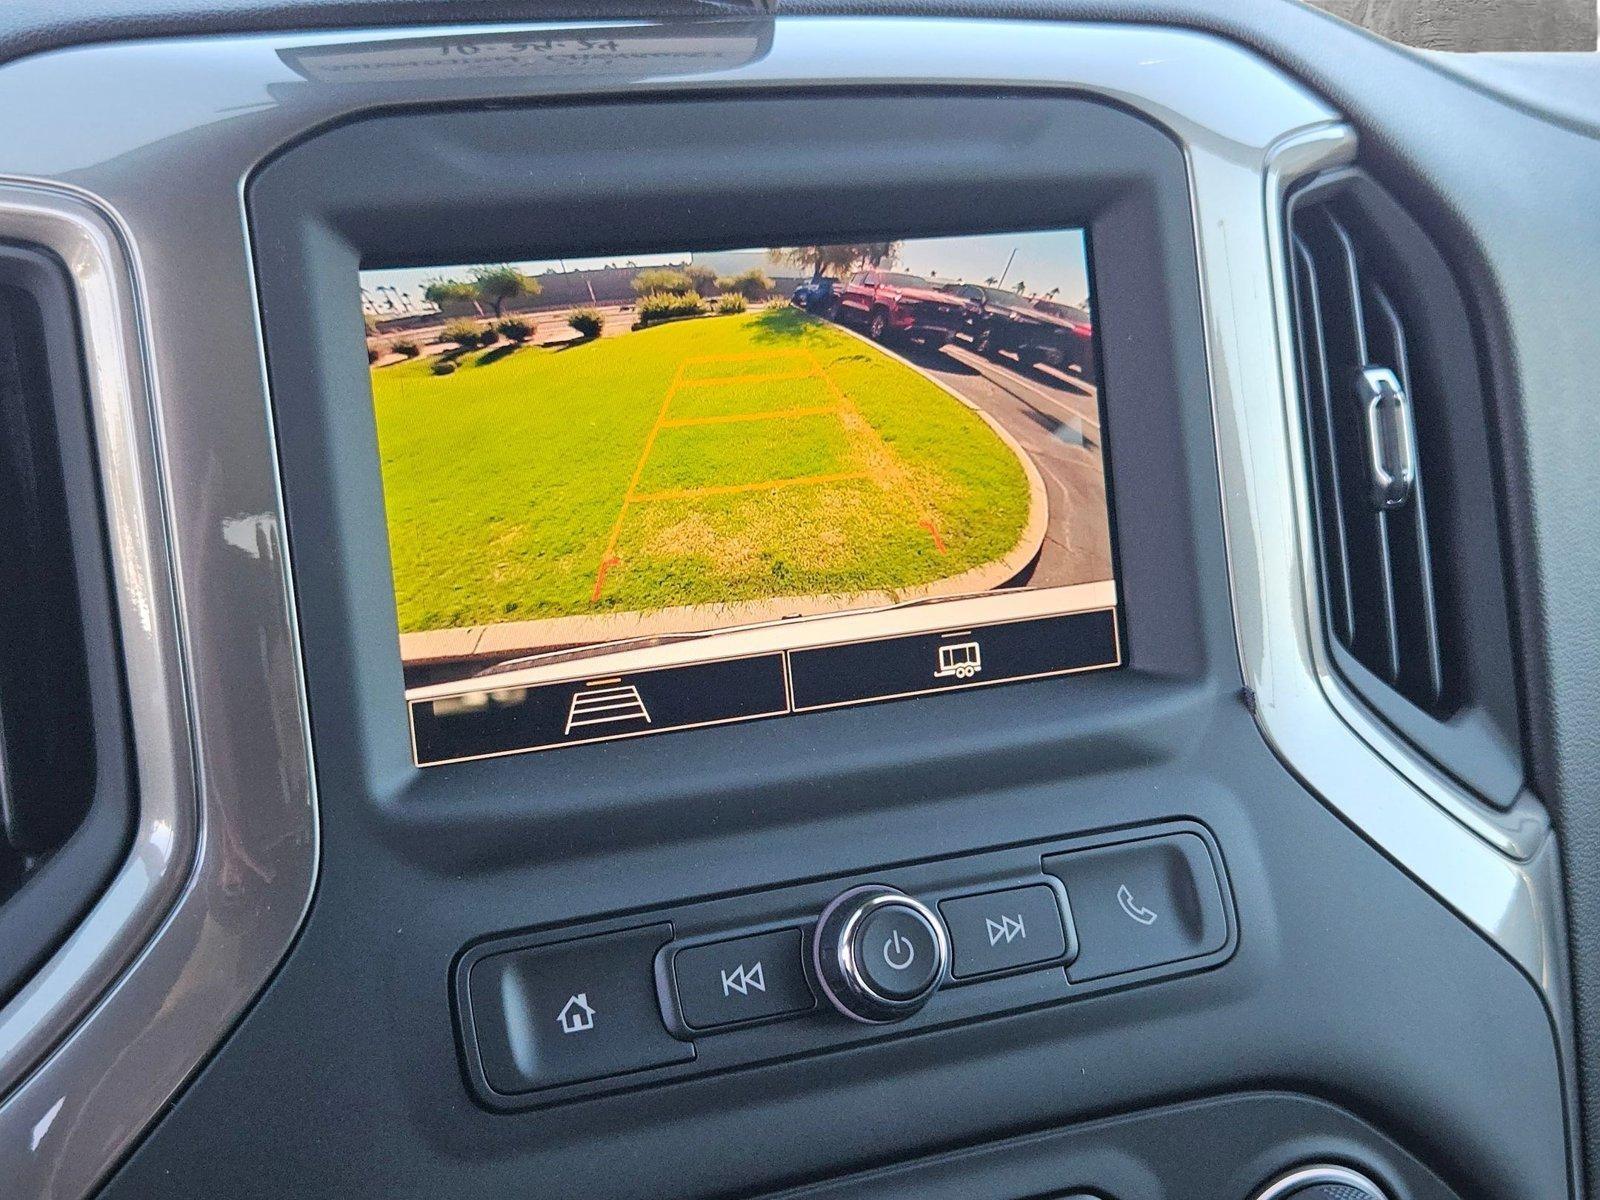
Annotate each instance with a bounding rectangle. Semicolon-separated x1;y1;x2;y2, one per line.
1117;884;1158;926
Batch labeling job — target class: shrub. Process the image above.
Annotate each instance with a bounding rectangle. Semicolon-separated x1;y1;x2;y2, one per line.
567;307;604;338
631;267;695;297
717;268;773;301
715;294;748;315
495;317;532;343
391;338;420;358
474;327;499;347
431;359;457;376
684;264;719;297
636;291;706;324
366;343;380;364
440;319;483;350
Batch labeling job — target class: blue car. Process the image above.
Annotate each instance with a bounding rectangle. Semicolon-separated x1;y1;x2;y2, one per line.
791;276;841;313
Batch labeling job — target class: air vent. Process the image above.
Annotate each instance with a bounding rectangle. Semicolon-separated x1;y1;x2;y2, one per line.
0;243;132;1003
1289;192;1442;712
1284;170;1523;809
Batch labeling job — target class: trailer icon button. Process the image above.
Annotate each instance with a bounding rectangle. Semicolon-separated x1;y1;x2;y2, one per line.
934;637;982;680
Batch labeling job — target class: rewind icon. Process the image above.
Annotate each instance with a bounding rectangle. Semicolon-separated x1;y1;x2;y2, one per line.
720;961;766;998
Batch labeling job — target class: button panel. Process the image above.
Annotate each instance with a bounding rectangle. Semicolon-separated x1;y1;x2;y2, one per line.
939;884;1073;979
453;821;1234;1110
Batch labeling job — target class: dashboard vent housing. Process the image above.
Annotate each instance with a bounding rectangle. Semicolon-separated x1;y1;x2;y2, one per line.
0;243;132;1003
1285;171;1523;809
1289;190;1442;712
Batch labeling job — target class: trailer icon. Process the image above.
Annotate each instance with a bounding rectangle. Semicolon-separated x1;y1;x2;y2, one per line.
934;640;983;680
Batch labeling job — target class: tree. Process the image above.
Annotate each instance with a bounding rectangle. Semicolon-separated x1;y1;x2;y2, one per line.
1014;280;1028;294
984;276;998;286
469;264;538;318
422;277;478;313
769;241;902;280
683;264;719;297
632;267;695;296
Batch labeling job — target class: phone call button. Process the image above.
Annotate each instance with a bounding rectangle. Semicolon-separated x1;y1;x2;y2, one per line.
1044;833;1228;982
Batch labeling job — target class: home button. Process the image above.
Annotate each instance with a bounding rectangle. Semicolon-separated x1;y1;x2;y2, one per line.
466;924;694;1094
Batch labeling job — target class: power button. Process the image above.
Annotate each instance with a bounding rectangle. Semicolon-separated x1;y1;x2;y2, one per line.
812;886;950;1023
856;905;942;1000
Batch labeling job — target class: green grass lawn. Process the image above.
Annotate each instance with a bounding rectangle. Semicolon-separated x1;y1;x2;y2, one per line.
371;307;1030;634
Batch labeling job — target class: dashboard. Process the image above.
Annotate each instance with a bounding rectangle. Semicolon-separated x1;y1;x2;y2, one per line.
0;5;1596;1200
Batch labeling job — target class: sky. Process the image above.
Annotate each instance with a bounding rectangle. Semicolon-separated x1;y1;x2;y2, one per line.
359;229;1091;312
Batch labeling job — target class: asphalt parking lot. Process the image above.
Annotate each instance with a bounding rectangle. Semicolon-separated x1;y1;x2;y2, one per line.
891;335;1113;590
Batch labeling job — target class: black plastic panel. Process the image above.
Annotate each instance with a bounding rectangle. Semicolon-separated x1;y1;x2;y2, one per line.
453;820;1233;1109
772;1092;1461;1200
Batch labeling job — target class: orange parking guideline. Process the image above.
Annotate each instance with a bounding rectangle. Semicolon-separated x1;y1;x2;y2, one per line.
590;342;949;603
682;350;814;366
660;404;842;430
802;348;948;555
632;471;870;504
591;360;689;600
678;367;819;389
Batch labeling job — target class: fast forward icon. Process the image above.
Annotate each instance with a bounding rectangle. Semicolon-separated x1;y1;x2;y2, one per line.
985;914;1026;946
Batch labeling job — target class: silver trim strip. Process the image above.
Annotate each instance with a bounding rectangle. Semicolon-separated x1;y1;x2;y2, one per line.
0;186;318;1200
0;13;1568;1197
0;186;197;1107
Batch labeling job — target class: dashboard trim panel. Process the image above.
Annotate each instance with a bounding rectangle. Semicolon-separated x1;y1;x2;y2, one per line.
0;14;1567;1198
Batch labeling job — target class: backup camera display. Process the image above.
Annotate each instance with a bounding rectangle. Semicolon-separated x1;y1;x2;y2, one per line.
363;231;1119;764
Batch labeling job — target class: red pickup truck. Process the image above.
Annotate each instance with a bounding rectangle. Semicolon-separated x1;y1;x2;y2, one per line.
947;284;1097;384
831;269;970;345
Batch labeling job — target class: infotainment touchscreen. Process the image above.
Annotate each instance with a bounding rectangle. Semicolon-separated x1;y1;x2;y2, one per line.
362;231;1120;764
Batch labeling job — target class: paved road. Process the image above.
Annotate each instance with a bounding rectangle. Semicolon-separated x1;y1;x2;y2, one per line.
893;337;1113;590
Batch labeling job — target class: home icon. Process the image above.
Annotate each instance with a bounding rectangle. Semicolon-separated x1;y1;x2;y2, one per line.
557;992;595;1035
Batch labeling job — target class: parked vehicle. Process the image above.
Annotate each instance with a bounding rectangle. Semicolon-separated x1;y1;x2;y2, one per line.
791;276;841;312
947;284;1097;383
832;269;970;344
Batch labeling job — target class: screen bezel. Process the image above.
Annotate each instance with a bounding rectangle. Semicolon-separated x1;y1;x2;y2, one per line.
249;88;1226;826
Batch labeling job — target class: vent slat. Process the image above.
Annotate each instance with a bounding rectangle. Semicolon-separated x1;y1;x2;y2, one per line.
1306;211;1400;682
1289;190;1446;714
1364;284;1444;708
1290;236;1356;645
